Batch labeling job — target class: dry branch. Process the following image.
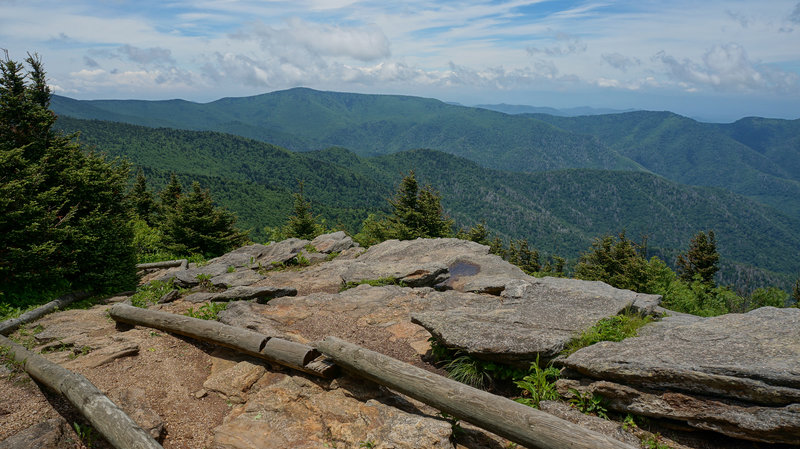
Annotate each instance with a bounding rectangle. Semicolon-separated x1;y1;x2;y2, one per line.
108;303;336;378
0;291;90;336
0;335;163;449
315;336;636;449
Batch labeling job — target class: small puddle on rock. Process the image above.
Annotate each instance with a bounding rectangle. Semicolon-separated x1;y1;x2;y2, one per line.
435;261;480;290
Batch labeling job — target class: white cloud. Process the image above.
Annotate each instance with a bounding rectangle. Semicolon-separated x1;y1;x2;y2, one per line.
233;18;390;62
601;52;641;72
526;32;587;57
653;43;798;93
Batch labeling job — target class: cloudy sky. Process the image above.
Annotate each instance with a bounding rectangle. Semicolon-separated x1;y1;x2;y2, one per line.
2;0;799;121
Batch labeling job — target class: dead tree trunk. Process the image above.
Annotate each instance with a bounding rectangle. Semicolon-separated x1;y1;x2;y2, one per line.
0;291;90;336
0;335;163;449
315;336;636;449
136;259;188;270
108;304;336;378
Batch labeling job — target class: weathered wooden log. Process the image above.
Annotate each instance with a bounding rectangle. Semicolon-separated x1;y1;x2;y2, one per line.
0;291;90;336
135;259;188;270
108;304;336;378
316;336;636;449
0;335;163;449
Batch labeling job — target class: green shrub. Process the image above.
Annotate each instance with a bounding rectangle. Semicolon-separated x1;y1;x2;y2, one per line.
130;279;175;308
513;358;561;409
563;310;654;355
569;388;609;419
184;302;226;320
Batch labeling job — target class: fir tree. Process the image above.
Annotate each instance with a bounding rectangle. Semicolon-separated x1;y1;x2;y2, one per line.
358;171;452;243
574;232;649;291
129;169;156;224
285;182;325;240
1;52;136;300
792;276;800;306
162;182;248;257
159;172;182;211
677;230;719;286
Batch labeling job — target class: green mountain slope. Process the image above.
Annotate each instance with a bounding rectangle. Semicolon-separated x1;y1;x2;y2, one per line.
51;89;641;173
56;117;800;289
532;111;800;219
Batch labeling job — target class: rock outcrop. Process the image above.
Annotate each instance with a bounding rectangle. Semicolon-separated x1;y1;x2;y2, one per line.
560;307;800;444
5;234;797;449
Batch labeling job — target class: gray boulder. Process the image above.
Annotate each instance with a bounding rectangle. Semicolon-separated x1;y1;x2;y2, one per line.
172;239;308;287
558;379;800;445
411;277;659;363
562;307;800;406
341;238;528;291
0;418;70;449
309;231;358;254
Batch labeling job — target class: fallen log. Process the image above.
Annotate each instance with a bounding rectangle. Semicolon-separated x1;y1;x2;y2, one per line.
0;335;163;449
108;303;336;378
0;291;90;336
135;259;188;270
315;336;635;449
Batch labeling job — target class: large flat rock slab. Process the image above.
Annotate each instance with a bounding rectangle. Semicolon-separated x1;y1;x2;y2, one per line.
558;379;800;445
341;238;529;292
562;307;800;405
412;277;659;363
211;374;453;449
173;239;308;287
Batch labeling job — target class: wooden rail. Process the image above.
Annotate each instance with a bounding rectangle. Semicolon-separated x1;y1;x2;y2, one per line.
0;291;90;336
316;336;636;449
108;303;336;378
0;335;163;449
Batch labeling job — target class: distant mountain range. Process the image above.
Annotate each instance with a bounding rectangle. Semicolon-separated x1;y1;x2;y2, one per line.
474;103;638;116
54;116;800;291
51;88;800;222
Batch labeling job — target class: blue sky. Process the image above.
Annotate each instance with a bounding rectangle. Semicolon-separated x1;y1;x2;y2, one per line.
2;0;799;121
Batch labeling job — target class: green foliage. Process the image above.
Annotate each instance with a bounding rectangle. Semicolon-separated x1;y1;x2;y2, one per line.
129;168;156;224
357;171;453;244
130;279;175;308
677;230;719;287
659;277;743;317
563;311;654;356
443;354;492;389
0;53;137;304
429;338;528;391
285;182;327;240
184;302;226;320
793;277;800;306
574;232;652;292
159;172;182;212
640;433;672;449
162;181;249;258
513;358;561;409
747;287;789;310
339;277;406;291
72;422;97;448
568;389;609;419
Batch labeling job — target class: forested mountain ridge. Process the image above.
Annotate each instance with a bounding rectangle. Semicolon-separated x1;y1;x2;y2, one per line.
51;88;800;221
532;111;800;219
51;89;642;173
55;117;800;290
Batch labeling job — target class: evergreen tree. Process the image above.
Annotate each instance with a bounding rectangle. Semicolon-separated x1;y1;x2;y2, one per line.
285;182;325;240
162;182;248;257
1;53;136;300
159;172;182;211
677;230;719;286
574;232;650;291
129;169;156;224
792;276;800;306
358;170;452;243
465;221;489;246
516;239;541;274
